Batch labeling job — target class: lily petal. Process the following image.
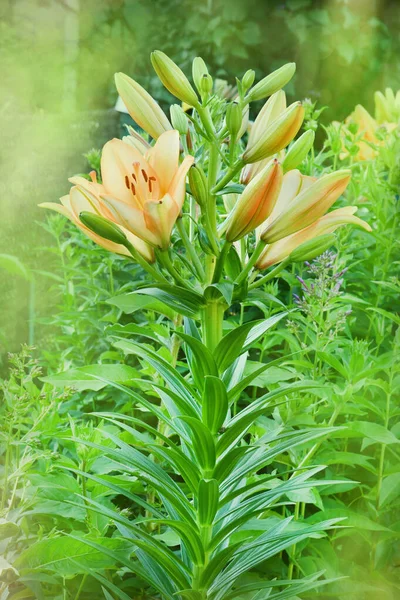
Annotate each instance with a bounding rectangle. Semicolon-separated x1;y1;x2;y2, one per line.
101;138;154;205
168;155;195;211
144;194;180;250
101;194;160;247
146;130;180;195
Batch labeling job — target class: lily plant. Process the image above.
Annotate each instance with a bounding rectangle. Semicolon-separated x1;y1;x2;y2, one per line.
38;51;372;599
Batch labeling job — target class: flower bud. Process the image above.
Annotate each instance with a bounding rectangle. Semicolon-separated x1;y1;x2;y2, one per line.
189;164;208;207
170;104;189;135
225;159;283;242
200;73;213;96
242;69;255;93
192;56;209;93
243;102;305;164
261;169;351;244
114;73;172;140
289;233;336;263
151;50;199;107
248;63;296;102
79;212;128;246
226;102;243;141
257;206;370;270
282;129;315;172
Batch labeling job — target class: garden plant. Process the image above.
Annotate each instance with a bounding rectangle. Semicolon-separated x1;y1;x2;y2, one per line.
1;49;400;600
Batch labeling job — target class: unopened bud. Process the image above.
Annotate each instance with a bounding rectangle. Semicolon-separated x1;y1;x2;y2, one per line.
115;72;172;140
242;69;255;94
226;102;243;141
170;104;189;135
192;57;209;93
289;234;336;263
243;102;305;164
282;129;315;172
200;73;213;96
79;212;128;246
248;63;296;102
151;50;199;107
188;164;208;207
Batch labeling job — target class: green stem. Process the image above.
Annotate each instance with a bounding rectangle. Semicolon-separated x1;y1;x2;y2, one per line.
235;240;267;286
73;574;87;600
205;255;217;285
249;258;290;290
157;250;192;289
212;159;244;194
197;105;216;140
125;242;168;284
201;301;225;351
212;241;232;283
288;502;300;579
176;218;205;281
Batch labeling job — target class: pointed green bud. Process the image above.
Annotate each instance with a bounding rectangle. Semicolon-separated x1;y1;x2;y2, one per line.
192;57;209;93
289;233;336;263
200;73;213;96
226;101;243;141
189;164;208;207
170;104;189;135
242;69;255;94
282;129;315;172
151;50;199;107
248;63;296;102
79;212;128;246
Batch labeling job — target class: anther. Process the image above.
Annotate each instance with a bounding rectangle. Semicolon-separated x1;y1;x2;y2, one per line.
130;182;136;195
124;175;130;189
141;169;148;182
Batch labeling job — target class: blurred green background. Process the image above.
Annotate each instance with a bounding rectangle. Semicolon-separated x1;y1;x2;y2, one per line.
1;0;400;356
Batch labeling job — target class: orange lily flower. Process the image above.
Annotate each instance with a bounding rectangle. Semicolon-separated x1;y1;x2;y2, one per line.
99;130;194;250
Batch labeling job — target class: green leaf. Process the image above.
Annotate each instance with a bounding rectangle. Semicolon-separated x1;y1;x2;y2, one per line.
198;479;219;526
0;518;20;540
179;416;216;472
15;536;133;577
134;284;205;318
41;364;139;391
107;292;175;319
177;332;219;391
204;283;234;305
379;473;400;508
367;307;400;326
202;376;229;434
112;338;201;410
350;421;399;445
214;312;287;372
214;184;245;195
224;245;242;280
